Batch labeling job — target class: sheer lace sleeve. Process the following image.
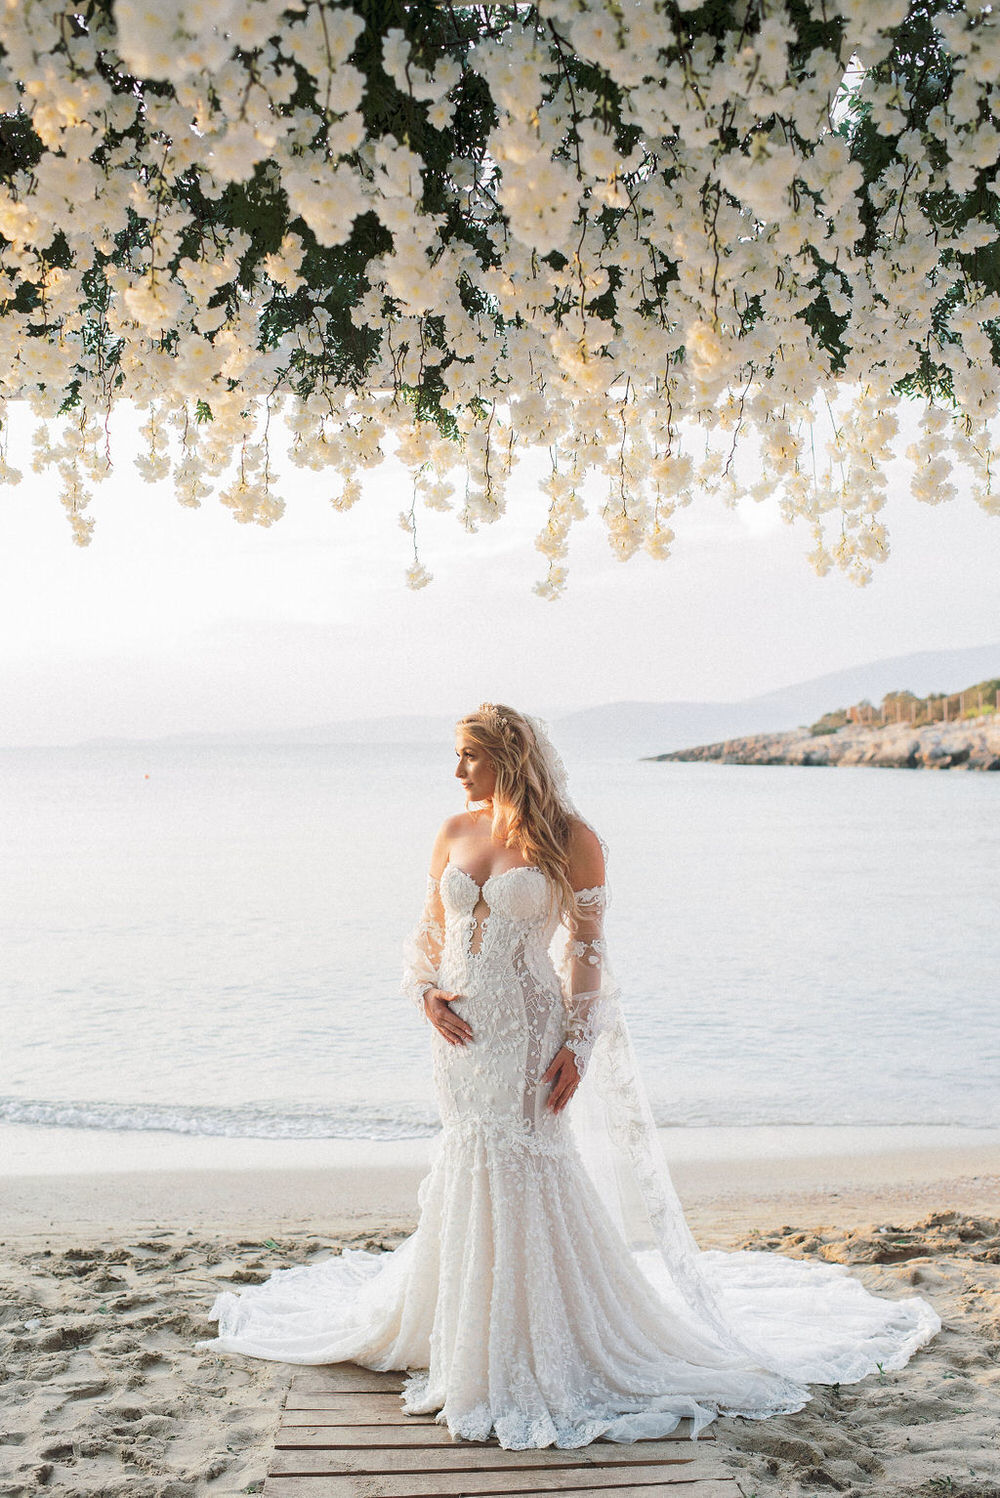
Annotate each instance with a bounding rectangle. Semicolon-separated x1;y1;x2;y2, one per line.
561;884;610;1075
401;873;445;1018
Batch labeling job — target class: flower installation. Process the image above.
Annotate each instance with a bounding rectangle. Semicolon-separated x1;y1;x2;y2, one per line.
0;0;998;591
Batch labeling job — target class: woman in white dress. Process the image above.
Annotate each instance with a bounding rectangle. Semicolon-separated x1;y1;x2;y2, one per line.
200;702;940;1450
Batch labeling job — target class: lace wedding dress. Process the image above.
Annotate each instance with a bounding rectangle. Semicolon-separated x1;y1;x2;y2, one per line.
200;831;941;1450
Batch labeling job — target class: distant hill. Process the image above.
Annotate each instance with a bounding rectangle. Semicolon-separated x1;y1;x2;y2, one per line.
59;641;1000;758
553;643;1000;757
78;714;456;749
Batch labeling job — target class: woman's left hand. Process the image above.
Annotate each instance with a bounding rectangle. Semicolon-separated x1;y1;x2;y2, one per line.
542;1045;581;1113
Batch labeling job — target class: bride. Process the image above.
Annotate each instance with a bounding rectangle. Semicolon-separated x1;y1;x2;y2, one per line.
200;702;940;1450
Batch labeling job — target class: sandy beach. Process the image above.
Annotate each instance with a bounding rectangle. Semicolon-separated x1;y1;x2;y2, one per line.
2;1124;999;1497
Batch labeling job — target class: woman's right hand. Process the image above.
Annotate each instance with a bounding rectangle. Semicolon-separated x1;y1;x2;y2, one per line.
423;988;473;1046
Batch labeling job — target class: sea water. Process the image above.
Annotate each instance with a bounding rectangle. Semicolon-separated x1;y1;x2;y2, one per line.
1;740;997;1142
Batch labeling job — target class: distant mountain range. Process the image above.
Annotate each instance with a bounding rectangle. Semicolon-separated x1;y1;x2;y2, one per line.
70;642;1000;760
553;642;1000;757
79;714;458;749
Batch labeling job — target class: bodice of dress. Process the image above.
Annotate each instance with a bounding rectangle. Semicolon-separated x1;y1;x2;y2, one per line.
437;862;560;997
434;863;567;1149
402;861;609;1154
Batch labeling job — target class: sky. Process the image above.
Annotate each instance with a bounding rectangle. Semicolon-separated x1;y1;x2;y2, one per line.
1;400;998;746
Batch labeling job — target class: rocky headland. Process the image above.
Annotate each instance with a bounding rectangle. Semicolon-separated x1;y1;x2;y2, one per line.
650;715;1000;770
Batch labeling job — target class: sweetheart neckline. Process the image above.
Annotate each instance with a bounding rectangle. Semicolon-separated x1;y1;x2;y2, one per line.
445;861;543;894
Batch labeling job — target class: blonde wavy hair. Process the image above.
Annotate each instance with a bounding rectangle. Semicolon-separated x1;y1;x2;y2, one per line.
455;702;579;919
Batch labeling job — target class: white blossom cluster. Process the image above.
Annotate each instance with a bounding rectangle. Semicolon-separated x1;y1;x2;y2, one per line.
0;0;998;590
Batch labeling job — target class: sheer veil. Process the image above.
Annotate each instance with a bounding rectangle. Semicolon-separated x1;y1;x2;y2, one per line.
527;713;799;1368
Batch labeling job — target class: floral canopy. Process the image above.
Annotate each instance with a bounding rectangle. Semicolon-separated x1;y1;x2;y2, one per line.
0;0;997;591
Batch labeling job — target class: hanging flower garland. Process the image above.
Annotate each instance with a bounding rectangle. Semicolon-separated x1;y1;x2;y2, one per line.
0;0;998;592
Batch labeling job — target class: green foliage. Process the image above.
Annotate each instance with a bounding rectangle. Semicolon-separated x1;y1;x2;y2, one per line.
809;710;848;735
811;677;1000;732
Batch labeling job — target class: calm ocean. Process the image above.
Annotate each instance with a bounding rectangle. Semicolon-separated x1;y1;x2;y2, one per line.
2;739;997;1140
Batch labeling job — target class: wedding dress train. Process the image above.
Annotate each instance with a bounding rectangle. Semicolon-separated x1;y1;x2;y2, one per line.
199;859;940;1449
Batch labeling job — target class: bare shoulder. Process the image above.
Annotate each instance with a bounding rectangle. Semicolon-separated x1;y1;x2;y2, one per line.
428;811;474;876
566;817;605;888
440;811;474;840
566;816;603;856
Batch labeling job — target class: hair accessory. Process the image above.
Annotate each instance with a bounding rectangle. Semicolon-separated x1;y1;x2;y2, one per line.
479;701;510;733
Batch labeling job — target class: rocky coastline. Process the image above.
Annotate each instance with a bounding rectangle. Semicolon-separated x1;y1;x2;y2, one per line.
650;715;1000;770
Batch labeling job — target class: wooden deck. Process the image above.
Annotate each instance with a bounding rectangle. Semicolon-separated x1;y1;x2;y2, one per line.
263;1363;743;1498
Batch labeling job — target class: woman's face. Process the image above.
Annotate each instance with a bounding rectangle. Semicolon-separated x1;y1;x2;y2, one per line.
455;735;497;802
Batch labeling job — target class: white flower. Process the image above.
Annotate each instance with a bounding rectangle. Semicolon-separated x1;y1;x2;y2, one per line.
208;122;266;184
426;99;455;131
576;120;623;179
754;16;794;90
325;66;365;117
282;163;367;247
568;11;621;70
112;1;181;77
284;6;364;72
262;232;306;292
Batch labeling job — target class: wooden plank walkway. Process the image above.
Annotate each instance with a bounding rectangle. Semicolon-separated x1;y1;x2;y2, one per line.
263;1363;742;1498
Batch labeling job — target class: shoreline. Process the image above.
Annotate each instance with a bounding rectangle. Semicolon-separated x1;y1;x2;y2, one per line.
3;1121;999;1245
